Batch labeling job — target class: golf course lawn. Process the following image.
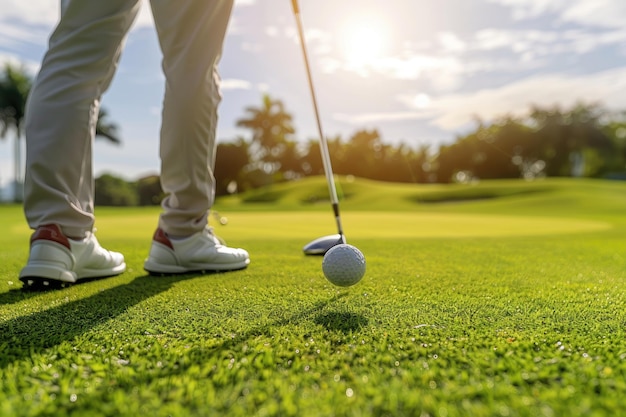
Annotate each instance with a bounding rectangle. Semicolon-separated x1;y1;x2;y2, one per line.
2;177;626;416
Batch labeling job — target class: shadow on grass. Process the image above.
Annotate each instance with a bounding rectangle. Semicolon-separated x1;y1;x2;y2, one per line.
0;276;370;371
0;274;199;368
0;275;125;305
313;311;369;333
0;287;49;305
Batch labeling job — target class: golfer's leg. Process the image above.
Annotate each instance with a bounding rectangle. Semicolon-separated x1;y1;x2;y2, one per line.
150;0;234;236
24;0;141;238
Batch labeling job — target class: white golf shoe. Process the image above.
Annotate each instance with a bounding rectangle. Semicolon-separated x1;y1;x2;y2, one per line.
143;227;250;275
20;224;126;289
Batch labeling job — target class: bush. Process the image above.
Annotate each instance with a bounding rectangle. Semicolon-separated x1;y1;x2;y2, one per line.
95;173;138;206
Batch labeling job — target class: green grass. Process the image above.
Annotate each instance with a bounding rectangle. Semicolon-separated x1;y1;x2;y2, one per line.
2;177;626;416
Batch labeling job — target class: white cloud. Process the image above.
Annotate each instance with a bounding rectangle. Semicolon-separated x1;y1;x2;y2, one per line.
488;0;566;19
474;28;558;52
319;21;626;91
334;111;428;125
0;0;59;27
364;26;626;90
560;0;626;28
438;32;467;53
265;26;279;37
234;0;256;6
0;53;39;75
221;78;252;90
0;0;156;30
328;53;466;91
472;27;626;58
134;2;154;29
414;67;626;130
0;21;47;48
489;0;626;28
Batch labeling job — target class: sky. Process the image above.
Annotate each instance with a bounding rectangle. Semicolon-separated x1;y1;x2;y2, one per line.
1;0;626;187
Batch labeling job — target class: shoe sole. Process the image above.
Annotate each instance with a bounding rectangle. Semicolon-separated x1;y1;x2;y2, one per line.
19;264;78;283
19;263;127;291
20;277;74;290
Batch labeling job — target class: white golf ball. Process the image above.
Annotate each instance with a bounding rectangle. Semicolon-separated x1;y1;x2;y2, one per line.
322;244;366;287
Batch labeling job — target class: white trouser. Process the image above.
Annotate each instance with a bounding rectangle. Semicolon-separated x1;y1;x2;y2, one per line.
24;0;233;238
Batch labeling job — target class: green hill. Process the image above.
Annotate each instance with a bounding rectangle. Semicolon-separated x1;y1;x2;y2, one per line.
217;176;626;220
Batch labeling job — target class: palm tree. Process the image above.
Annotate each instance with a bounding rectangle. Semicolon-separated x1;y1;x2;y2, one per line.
95;107;122;144
0;64;30;202
236;94;295;173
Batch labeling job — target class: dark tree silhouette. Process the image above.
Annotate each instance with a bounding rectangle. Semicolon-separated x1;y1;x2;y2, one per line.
214;138;250;195
95;107;122;145
0;64;30;201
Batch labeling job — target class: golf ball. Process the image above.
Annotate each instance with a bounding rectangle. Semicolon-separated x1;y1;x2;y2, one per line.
322;244;366;287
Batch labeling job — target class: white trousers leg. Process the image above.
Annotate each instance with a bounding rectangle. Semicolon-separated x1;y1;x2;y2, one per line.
24;0;142;237
151;0;234;236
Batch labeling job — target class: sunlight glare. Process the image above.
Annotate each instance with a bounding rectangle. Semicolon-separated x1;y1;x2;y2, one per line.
339;16;389;70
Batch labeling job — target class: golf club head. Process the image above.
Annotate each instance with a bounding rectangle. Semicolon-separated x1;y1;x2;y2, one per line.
303;234;346;256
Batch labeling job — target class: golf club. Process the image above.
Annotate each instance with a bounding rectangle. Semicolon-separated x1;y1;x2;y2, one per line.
291;0;347;256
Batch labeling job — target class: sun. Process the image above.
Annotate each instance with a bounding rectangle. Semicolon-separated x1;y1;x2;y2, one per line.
339;17;389;69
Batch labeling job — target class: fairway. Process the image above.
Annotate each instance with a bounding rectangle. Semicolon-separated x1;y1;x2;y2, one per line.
2;177;626;417
200;211;611;240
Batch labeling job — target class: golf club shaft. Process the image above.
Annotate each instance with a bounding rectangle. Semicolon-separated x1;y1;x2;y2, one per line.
291;0;344;237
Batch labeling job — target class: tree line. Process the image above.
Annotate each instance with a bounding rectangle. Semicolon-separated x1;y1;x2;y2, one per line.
212;96;626;195
2;64;626;205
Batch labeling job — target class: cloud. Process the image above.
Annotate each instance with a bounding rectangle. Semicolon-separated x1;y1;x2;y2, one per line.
234;0;256;6
325;22;626;93
319;51;468;92
134;2;155;29
0;53;40;74
409;67;626;130
489;0;626;29
0;0;59;27
334;111;428;125
221;78;252;90
561;1;626;28
0;21;48;48
0;0;258;38
472;26;626;59
330;72;608;134
438;32;467;53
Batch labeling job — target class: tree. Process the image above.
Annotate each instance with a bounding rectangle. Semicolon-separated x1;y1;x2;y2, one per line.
301;135;343;177
214;138;250;195
528;103;614;177
377;142;429;183
94;173;138;206
339;129;383;179
136;174;164;206
236;94;296;175
275;140;306;180
602;112;626;175
95;107;122;144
